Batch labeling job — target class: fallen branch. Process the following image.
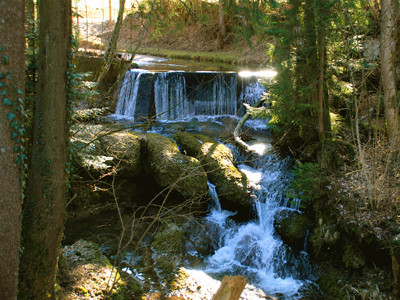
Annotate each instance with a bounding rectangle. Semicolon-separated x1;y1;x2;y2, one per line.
212;275;247;300
233;97;269;152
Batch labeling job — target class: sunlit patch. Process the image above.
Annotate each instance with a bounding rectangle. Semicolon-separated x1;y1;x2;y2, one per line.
239;164;263;188
249;143;268;156
238;70;277;79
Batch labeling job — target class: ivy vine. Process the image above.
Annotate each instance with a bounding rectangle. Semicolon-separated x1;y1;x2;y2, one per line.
0;45;28;193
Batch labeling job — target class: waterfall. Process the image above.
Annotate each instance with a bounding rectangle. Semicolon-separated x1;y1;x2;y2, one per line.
239;77;267;107
154;72;189;120
115;70;142;116
204;149;316;298
113;70;264;121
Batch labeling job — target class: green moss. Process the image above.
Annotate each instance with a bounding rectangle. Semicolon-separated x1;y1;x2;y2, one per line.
174;132;249;206
275;211;311;251
151;224;186;287
342;243;365;270
145;133;208;200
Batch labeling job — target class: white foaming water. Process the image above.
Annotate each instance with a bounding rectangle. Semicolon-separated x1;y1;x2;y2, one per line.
206;182;236;228
205;152;304;298
115;69;147;117
113;70;264;121
154;72;189;120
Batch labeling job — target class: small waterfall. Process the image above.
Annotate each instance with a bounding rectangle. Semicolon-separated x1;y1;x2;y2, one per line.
115;70;143;116
115;69;153;121
205;150;315;298
207;181;222;212
114;70;264;121
239;78;267;107
154;72;188;120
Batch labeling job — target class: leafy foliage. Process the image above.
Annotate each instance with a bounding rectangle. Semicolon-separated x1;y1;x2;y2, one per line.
288;161;326;209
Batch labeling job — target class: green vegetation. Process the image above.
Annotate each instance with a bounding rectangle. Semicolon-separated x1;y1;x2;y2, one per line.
136;47;246;65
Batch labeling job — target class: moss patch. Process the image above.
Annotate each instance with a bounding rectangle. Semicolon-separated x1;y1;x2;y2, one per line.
174;132;249;207
144;133;208;200
58;240;142;299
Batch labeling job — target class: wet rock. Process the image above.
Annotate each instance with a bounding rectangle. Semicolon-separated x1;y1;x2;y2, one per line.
151;224;187;287
274;210;311;252
144;133;208;200
174;132;249;209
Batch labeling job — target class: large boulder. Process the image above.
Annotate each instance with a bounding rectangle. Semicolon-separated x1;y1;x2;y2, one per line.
100;130;146;175
174;132;249;208
144;133;208;200
71;124;144;176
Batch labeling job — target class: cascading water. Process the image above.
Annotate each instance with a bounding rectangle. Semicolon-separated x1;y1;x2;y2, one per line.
154;72;188;120
112;69;264;121
204;147;316;298
113;65;317;297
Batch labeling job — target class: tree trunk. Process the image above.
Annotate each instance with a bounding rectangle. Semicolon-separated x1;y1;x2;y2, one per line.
212;276;247;300
0;1;25;298
316;0;331;141
97;0;126;83
317;27;325;141
219;0;225;36
109;0;112;20
380;0;400;152
18;0;71;298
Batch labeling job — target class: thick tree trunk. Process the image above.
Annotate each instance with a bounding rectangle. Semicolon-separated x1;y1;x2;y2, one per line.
0;1;25;298
19;0;71;298
97;0;126;83
380;0;400;152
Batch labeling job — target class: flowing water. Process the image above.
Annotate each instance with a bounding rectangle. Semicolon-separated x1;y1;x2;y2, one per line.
204;145;316;298
110;62;318;298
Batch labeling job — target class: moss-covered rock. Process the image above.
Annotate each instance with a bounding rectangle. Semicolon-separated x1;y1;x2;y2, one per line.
274;210;311;252
71;124;114;173
59;240;142;299
174;132;249;208
100;130;146;175
144;133;208;200
151;224;187;287
71;124;145;176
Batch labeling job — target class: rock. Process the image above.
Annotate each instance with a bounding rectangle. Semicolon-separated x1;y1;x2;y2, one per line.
59;240;142;299
144;133;208;200
151;224;187;286
70;124;115;174
71;124;145;177
100;130;146;176
174;132;249;208
274;210;311;252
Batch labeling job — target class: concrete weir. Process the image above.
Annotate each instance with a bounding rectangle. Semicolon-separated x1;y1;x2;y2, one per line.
115;69;265;121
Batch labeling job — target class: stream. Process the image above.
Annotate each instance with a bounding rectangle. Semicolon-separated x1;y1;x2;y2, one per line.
111;55;319;298
68;55;320;298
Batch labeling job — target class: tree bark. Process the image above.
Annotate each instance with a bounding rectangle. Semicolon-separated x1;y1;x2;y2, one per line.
18;0;71;298
380;0;400;152
234;98;267;152
97;0;126;83
212;276;247;300
109;0;112;20
219;0;226;36
0;1;24;298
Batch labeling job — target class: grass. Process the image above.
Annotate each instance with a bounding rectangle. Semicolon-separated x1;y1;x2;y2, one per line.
131;47;252;66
